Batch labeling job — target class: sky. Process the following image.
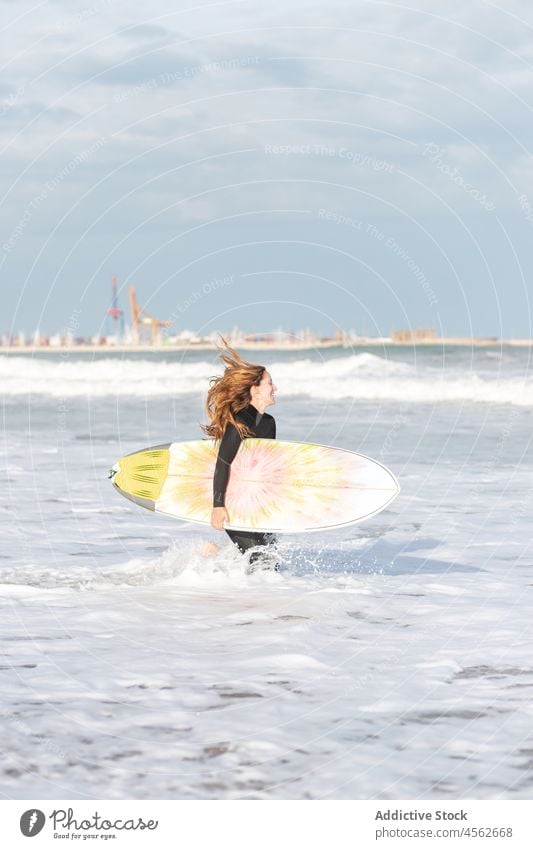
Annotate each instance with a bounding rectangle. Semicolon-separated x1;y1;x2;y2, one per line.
1;0;533;339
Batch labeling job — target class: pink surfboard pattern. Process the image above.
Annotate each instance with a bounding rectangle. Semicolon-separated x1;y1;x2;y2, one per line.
155;438;399;532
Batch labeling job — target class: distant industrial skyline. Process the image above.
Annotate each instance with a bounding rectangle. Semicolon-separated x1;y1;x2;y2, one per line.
2;1;532;340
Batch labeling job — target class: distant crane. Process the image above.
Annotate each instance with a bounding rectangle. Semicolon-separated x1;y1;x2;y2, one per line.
106;275;125;339
129;286;171;345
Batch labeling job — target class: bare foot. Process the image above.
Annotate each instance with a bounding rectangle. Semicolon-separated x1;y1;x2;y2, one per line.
201;542;219;558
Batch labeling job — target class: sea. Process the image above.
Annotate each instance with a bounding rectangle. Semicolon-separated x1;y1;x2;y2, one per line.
1;344;532;800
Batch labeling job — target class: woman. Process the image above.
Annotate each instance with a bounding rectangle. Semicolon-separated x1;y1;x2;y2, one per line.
202;340;279;569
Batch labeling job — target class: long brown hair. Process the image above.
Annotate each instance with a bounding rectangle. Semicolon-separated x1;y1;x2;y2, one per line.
201;337;265;440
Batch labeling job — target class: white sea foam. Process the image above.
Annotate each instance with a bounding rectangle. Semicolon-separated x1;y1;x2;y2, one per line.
0;540;262;591
1;353;531;405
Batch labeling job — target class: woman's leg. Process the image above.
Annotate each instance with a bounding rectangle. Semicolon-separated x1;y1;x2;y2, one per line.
225;530;279;570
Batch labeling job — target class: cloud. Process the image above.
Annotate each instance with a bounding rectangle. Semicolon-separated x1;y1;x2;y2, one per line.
117;23;175;43
2;0;533;335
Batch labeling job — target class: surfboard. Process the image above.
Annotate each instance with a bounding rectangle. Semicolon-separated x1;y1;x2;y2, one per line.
109;439;399;533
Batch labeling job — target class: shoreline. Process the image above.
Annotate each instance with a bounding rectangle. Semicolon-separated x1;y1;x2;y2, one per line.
0;338;531;353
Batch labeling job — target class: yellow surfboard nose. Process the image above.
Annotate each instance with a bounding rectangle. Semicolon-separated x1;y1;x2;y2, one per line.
113;446;170;502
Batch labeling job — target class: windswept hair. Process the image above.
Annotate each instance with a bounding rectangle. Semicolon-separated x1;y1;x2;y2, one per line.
201;336;265;440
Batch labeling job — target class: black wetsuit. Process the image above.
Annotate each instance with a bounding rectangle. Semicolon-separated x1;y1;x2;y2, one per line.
213;403;277;562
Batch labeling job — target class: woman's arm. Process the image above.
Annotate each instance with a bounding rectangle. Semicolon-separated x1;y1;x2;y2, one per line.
211;423;242;529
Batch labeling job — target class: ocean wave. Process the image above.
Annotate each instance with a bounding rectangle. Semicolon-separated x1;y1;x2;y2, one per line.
0;536;386;593
0;354;531;405
0;541;243;591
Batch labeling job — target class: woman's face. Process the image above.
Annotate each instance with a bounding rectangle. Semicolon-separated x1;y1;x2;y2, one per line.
250;370;277;410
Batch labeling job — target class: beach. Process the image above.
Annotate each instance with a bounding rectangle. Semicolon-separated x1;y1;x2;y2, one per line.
1;344;532;799
1;337;533;355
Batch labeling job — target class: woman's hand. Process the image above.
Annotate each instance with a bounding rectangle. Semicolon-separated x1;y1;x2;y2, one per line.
211;506;229;530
